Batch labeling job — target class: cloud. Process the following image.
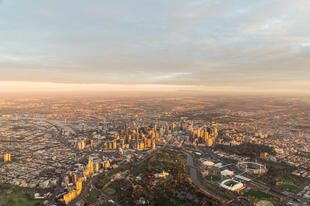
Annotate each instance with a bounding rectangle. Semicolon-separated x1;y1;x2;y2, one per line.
0;0;309;92
301;42;310;47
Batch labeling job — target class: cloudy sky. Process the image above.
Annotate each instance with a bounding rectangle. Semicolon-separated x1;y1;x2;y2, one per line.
0;0;310;92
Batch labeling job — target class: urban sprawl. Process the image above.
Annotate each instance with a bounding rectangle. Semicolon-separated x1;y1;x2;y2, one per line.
0;94;309;206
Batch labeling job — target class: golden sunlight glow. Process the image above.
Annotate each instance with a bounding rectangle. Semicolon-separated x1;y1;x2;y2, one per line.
0;81;197;92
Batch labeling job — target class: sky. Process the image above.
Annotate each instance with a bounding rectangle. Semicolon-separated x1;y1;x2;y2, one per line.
0;0;310;93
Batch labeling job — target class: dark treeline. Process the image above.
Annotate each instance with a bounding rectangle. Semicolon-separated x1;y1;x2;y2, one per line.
215;142;275;158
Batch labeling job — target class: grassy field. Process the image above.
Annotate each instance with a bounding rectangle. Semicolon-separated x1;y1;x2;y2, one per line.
104;187;116;196
100;150;221;206
246;189;280;205
99;203;115;206
205;175;221;182
224;180;238;187
278;184;297;192
258;161;306;187
94;175;111;189
201;180;235;201
3;191;43;206
86;189;100;204
246;189;273;199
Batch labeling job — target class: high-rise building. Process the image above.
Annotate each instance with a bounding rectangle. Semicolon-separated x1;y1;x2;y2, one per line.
140;142;145;150
65;176;69;185
113;141;117;149
208;138;214;147
205;132;209;141
90;139;94;147
3;153;11;162
147;139;152;148
76;181;82;193
104;161;110;168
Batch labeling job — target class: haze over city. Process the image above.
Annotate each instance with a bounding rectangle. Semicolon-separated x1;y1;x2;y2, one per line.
1;1;310;206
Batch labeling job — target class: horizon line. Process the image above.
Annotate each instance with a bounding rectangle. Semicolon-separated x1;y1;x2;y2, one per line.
0;81;309;95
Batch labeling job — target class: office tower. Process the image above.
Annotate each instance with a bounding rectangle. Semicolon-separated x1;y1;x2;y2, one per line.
113;141;117;149
3;153;11;162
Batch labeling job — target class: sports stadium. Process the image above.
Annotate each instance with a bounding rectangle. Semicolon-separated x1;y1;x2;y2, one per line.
237;161;267;175
220;179;244;191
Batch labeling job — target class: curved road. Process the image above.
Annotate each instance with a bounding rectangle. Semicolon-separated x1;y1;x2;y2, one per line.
184;152;229;203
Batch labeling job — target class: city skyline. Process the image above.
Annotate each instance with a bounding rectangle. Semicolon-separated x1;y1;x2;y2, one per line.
0;0;310;93
1;2;310;205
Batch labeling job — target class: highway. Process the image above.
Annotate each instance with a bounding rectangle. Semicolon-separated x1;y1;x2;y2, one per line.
184;151;229;203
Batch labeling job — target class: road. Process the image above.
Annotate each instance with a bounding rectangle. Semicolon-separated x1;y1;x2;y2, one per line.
0;190;7;206
184;152;229;203
296;179;310;193
97;185;121;206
